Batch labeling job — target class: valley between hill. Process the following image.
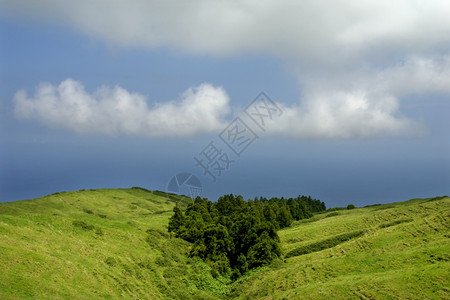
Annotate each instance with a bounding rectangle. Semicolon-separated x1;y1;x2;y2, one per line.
0;189;448;299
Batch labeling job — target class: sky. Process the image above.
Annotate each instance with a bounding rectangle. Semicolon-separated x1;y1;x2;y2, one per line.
0;0;449;207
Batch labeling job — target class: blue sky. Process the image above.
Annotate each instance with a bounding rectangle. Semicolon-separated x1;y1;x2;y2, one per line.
0;1;449;207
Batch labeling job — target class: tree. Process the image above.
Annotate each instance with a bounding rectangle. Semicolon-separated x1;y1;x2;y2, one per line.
247;231;281;269
263;204;278;228
276;205;292;228
190;224;233;276
168;205;184;233
168;193;323;279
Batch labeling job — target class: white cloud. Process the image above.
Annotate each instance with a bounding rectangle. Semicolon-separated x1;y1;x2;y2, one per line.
379;56;450;96
14;79;230;137
4;0;449;138
267;55;448;139
14;77;427;139
270;90;424;139
1;0;448;62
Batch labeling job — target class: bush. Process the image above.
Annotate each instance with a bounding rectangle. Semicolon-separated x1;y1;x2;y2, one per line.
427;196;448;202
83;208;94;214
364;203;381;207
72;220;95;231
285;230;365;258
327;207;347;212
379;218;413;228
347;204;356;209
155;256;172;267
153;190;169;197
131;186;152;193
105;257;117;266
325;212;340;218
127;221;137;227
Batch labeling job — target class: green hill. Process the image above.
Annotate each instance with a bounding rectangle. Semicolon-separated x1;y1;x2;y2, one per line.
1;189;449;299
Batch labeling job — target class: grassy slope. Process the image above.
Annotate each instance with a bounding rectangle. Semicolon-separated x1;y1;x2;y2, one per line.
232;197;450;299
1;190;449;299
0;189;225;299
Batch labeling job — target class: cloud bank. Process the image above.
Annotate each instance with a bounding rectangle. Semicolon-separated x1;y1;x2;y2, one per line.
269;55;450;138
2;0;448;62
0;0;450;62
15;68;435;138
272;91;420;139
14;79;230;137
4;0;449;138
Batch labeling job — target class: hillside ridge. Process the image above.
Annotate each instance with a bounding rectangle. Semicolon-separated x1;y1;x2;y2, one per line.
1;189;449;299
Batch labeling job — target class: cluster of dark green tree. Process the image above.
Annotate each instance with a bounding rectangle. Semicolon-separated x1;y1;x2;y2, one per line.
253;195;326;229
168;194;325;279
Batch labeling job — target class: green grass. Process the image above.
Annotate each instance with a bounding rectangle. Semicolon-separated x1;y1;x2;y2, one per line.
1;190;449;299
232;196;450;299
285;230;365;258
0;188;221;299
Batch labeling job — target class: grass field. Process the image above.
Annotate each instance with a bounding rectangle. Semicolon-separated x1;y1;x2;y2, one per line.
1;189;449;299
